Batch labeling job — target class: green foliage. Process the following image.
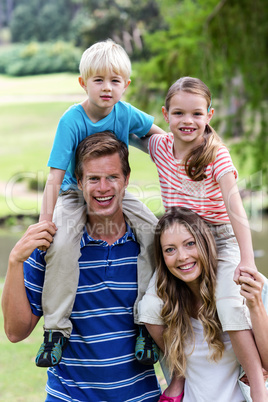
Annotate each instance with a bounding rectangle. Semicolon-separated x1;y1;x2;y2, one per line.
9;0;78;43
79;0;164;58
127;0;268;185
0;42;82;76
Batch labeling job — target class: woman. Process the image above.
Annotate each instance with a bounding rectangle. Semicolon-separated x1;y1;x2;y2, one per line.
138;207;268;401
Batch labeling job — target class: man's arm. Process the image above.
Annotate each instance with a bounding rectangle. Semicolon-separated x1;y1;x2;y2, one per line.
1;221;57;342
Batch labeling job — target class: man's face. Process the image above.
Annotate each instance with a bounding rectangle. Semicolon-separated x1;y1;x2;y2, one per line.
78;153;129;221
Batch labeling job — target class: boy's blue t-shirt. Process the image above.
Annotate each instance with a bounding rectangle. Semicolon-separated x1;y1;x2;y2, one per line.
48;101;154;192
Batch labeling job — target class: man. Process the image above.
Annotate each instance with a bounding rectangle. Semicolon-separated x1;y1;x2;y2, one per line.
2;132;161;401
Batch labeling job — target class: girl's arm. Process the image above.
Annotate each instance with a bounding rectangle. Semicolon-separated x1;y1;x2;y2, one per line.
239;267;268;370
129;124;166;153
1;221;57;342
219;172;257;283
39;167;66;222
147;123;166;136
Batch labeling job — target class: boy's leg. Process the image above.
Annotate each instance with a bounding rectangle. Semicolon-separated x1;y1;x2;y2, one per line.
213;224;267;400
36;191;86;367
122;190;158;324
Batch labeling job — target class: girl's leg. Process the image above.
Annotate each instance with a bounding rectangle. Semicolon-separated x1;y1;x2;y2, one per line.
213;224;268;401
229;330;268;401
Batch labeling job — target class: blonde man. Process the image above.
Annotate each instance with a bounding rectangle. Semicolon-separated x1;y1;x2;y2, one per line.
36;40;164;367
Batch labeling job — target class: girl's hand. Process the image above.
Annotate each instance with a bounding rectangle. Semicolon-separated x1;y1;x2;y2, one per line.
233;261;257;284
238;266;264;310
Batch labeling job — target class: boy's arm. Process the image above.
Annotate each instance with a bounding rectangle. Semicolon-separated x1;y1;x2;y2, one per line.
39;167;65;222
239;267;268;370
219;172;257;283
129;124;166;153
1;221;57;342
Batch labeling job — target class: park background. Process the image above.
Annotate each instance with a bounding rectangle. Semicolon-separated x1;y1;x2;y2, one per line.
0;0;267;400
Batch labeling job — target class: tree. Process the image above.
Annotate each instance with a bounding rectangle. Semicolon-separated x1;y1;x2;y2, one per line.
8;0;83;43
79;0;164;58
128;0;268;183
10;2;40;42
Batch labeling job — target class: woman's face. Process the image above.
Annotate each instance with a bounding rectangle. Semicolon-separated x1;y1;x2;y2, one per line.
160;222;202;288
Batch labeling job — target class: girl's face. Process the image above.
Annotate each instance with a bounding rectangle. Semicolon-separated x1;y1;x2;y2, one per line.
160;222;202;290
162;91;214;155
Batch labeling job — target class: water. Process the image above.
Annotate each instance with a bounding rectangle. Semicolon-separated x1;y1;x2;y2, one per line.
0;230;22;278
1;218;268;278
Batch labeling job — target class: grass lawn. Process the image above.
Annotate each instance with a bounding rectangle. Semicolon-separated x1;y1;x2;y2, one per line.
0;279;47;401
0;73;84;96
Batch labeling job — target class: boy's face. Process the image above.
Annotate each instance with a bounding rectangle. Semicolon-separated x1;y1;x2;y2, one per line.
79;71;131;114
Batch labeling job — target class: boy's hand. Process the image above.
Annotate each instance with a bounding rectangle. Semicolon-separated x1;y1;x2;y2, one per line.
10;221;57;263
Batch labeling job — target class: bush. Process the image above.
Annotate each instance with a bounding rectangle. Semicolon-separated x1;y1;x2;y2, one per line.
0;42;82;76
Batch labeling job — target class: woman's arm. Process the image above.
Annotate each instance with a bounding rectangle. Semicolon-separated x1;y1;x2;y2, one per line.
1;221;57;342
146;323;185;398
239;267;268;370
219;172;257;282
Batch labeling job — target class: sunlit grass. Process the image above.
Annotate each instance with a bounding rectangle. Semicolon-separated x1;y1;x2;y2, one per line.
0;279;47;401
0;73;84;96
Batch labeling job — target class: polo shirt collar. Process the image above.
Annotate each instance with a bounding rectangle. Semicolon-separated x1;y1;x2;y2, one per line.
81;221;136;248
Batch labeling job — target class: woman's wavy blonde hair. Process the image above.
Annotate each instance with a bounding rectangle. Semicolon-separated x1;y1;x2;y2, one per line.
165;77;222;181
155;207;224;377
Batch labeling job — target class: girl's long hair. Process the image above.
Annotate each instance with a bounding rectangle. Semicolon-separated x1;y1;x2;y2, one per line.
155;207;224;377
165;77;222;181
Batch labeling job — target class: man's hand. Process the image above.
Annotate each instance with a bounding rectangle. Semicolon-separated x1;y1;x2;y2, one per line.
10;221;57;263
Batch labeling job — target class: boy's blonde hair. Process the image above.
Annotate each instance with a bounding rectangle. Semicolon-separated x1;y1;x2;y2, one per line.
79;39;131;83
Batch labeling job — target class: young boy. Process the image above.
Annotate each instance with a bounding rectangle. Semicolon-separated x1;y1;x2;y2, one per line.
36;39;164;367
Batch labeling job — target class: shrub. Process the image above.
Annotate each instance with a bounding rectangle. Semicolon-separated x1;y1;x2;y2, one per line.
0;42;82;76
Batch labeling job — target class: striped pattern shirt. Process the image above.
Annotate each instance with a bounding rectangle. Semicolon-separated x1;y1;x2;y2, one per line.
24;225;160;401
149;133;238;224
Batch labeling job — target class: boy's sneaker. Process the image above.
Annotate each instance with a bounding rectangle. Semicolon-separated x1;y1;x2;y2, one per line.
35;330;68;367
135;325;160;365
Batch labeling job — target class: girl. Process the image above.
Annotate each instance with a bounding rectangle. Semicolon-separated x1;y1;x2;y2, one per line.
138;77;266;401
139;207;268;401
